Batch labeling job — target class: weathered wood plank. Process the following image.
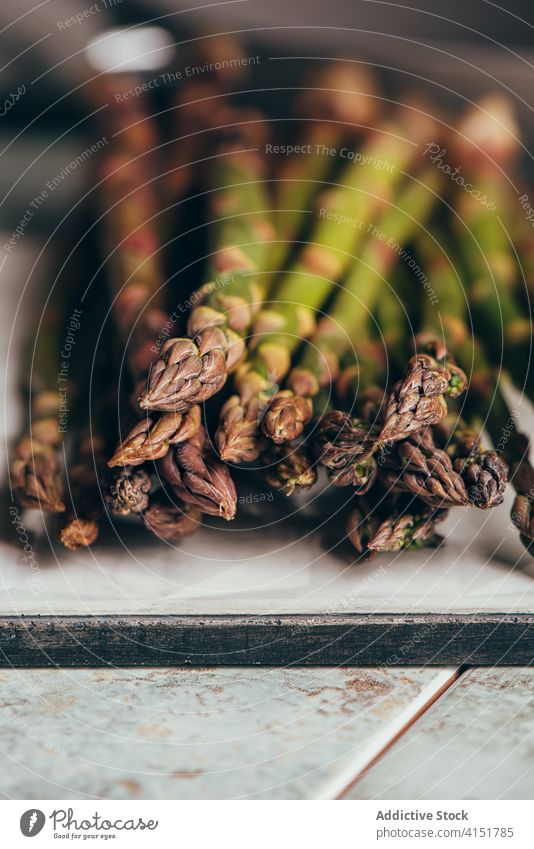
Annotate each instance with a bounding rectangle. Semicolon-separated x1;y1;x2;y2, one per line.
342;667;534;799
0;666;455;800
0;615;532;667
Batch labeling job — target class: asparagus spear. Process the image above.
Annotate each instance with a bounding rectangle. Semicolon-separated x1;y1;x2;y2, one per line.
58;419;105;550
422;119;534;553
380;426;469;509
99;143;188;524
379;352;466;443
165;34;250;201
262;442;318;496
404;230;521;534
442;420;508;510
313;411;380;491
138;112;275;412
367;497;447;552
451;97;530;381
312;283;404;491
108;407;201;467
267;61;380;277
262;166;443;444
104;466;152;517
142;494;201;542
11;254;74;513
380;224;477;444
109;102;263;532
346;496;383;556
383;94;525;441
216;103;439;462
465;383;533;555
100;101;207;520
346;485;448;555
159;424;237;520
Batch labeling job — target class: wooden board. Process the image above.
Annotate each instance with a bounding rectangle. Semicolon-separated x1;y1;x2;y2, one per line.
0;614;533;667
0;666;456;800
342;667;534;799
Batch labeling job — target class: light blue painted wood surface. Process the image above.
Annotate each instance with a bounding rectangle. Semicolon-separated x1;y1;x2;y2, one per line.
343;668;534;800
0;666;454;799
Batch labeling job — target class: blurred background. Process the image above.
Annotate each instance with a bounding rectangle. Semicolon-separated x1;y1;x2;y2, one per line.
0;0;533;237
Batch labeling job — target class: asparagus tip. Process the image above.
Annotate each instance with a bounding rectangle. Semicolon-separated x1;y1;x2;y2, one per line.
105;467;152;516
261;391;313;444
59;518;99;551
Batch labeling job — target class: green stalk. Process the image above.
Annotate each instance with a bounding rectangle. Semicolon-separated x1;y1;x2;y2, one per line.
267;62;380;278
415;229;493;402
216;108;440;462
455;184;529;375
11;297;67;513
414;226;529;548
10;243;83;513
99;145;169;386
450;96;529;386
264;166;442;443
138;113;275;412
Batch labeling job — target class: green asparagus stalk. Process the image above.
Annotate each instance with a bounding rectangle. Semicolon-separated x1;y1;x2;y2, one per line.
346;496;383;557
509;190;534;305
373;272;410;377
166;80;232;204
347;490;447;555
313;411;380;491
100;139;200;528
11;257;75;513
451;97;530;381
216;104;439;462
89;74;160;161
405;228;513;515
138;112;275;412
380;225;477;444
385;95;524;441
99;153;170;386
166;34;250;201
108;108;267;529
333;266;412;422
451;94;521;175
418;227;528;548
58;426;103;550
263;166;443;444
455;186;529;367
267;62;380;277
313;280;407;491
380;426;469;509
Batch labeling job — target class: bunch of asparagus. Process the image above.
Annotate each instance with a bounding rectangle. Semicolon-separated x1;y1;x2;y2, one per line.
11;50;534;560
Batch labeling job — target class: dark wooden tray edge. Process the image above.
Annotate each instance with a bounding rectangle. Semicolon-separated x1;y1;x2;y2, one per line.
0;613;532;666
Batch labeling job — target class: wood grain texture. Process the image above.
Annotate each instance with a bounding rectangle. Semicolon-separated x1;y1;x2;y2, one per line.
342;667;534;799
0;614;532;666
0;666;454;800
